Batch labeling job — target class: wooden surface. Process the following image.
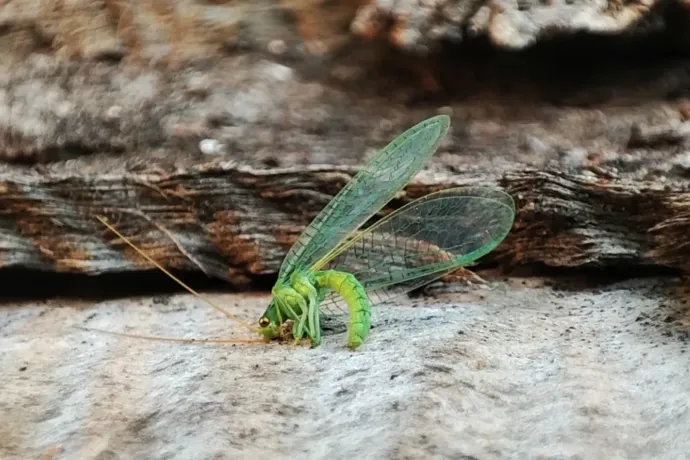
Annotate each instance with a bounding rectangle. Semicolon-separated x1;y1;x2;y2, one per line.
0;161;686;284
4;277;690;460
1;0;690;283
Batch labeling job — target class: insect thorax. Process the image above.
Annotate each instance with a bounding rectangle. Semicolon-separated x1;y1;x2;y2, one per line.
269;273;317;313
289;271;319;300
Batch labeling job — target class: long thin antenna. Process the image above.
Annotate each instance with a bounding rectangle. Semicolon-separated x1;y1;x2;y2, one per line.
96;215;254;331
75;326;265;344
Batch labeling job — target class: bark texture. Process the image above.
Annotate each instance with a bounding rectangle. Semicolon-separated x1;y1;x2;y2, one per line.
1;0;690;282
0;161;686;284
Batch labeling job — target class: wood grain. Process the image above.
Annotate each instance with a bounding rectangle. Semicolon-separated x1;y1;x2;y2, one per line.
1;161;686;283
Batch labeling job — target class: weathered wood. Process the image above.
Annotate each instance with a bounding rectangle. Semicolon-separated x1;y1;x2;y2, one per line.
3;1;690;166
2;3;690;283
0;160;686;284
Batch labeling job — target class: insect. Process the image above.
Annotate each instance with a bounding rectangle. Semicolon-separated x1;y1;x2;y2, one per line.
94;115;515;349
252;115;515;349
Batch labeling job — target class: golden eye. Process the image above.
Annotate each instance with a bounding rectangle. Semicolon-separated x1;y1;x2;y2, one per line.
259;317;270;327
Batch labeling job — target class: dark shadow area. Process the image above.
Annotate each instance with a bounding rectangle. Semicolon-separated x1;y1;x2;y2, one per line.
407;261;682;298
498;262;681;290
437;32;686;104
0;263;680;303
0;268;277;304
332;4;690;106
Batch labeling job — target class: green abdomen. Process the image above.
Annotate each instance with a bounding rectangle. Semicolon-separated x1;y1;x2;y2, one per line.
313;270;371;349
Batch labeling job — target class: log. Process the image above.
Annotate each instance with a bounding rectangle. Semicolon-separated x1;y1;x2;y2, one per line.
0;160;686;284
2;1;690;283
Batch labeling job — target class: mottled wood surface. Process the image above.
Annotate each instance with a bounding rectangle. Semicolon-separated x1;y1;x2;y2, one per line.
0;160;687;284
1;0;690;282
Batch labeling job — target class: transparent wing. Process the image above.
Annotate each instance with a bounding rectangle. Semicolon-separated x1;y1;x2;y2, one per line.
313;187;516;315
276;115;451;283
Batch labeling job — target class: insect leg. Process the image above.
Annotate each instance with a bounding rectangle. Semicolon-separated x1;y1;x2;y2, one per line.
303;282;321;346
272;288;302;324
291;273;322;346
277;287;312;343
305;291;322;347
293;295;310;342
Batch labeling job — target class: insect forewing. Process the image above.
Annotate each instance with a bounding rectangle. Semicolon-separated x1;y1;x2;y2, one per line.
314;187;516;314
275;115;451;283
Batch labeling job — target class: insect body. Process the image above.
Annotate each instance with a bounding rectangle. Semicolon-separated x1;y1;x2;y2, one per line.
94;115;515;350
255;115;516;349
258;270;370;348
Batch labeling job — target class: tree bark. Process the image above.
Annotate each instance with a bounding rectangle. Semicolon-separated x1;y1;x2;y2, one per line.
2;1;690;283
1;160;685;284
